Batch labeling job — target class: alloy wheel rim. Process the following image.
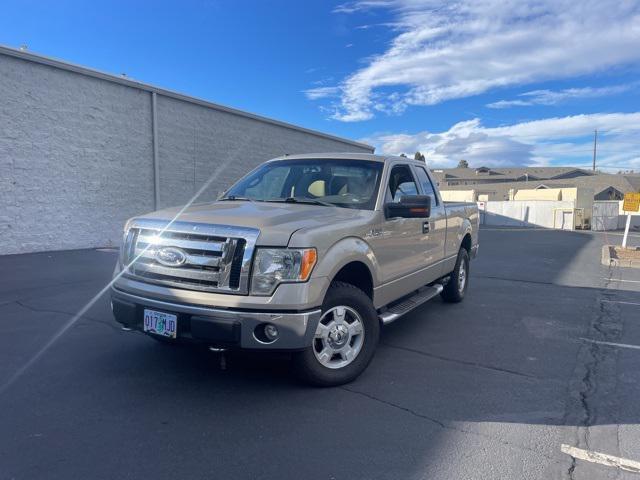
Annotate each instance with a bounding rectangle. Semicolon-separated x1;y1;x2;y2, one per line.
313;306;365;369
458;260;467;293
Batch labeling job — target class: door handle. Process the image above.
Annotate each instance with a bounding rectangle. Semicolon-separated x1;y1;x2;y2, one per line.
422;221;430;234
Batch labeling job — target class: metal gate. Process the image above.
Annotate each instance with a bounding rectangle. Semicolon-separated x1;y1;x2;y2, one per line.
592;201;619;231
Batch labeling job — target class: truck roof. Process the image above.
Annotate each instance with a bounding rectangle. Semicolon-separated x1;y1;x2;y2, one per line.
269;152;417;164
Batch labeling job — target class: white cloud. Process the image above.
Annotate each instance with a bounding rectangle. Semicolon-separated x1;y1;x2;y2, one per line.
319;0;640;121
487;83;639;108
361;112;640;170
333;1;395;14
303;86;341;100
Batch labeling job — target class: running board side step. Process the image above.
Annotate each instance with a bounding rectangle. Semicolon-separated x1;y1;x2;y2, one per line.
379;284;444;325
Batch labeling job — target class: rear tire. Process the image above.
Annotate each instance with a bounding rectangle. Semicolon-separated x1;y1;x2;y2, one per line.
293;281;379;387
441;248;469;303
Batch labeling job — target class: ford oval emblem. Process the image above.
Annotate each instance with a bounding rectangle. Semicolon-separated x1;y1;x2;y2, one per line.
155;246;187;267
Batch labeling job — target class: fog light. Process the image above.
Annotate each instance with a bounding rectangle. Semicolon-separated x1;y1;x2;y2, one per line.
253;323;280;344
264;324;279;341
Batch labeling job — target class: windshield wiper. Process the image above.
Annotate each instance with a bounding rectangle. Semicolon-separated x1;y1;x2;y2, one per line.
219;195;256;202
282;197;334;207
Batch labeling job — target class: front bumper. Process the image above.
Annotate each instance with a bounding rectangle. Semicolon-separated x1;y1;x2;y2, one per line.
111;288;321;350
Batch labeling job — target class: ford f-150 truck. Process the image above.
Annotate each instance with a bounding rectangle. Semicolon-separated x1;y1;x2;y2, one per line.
111;153;479;386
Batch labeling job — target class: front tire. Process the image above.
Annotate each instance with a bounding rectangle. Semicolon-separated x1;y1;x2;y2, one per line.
293;281;379;387
441;248;469;303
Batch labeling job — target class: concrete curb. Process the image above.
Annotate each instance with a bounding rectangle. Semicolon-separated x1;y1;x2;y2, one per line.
602;245;640;268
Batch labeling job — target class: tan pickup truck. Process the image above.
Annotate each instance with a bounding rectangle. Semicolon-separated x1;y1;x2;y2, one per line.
111;153;479;385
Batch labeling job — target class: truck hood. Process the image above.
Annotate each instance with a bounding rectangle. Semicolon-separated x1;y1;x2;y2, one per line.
136;201;364;245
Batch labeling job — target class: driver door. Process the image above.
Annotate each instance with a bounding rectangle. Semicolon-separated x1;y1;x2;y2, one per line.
369;163;430;298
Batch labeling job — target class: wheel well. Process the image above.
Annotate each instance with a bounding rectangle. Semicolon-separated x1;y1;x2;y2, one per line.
332;262;373;299
461;233;472;253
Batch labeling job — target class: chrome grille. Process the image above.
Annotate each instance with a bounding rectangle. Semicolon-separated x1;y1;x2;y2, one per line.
121;219;259;295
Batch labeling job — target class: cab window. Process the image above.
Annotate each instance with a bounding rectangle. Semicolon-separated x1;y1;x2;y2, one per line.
414;166;439;206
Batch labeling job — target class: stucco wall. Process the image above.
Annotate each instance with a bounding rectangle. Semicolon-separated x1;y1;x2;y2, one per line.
513;188;562;201
0;49;371;255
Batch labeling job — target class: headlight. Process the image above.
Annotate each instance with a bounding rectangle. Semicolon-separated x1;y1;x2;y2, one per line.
251;248;317;295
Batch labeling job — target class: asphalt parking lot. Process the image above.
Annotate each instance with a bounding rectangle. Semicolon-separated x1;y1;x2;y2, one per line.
1;227;640;480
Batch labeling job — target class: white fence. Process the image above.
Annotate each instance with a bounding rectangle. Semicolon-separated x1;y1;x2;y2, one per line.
592;201;640;231
478;200;640;231
479;201;577;229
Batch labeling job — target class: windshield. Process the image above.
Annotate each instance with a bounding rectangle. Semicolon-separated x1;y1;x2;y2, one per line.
222;159;383;210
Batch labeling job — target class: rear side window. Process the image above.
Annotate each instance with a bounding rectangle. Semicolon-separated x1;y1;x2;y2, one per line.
415;167;439;206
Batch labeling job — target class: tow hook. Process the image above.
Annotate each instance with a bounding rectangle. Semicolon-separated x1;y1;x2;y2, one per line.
209;346;229;370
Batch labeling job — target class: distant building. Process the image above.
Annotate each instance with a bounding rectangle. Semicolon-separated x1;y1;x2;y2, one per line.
431;166;593;187
431;166;640;201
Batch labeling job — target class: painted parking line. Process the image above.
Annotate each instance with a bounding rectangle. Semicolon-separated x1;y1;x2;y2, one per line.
561;444;640;473
601;299;640;307
606;278;640;283
580;338;640;351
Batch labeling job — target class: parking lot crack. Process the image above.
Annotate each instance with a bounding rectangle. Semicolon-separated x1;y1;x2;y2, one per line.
567;456;576;480
563;266;624;478
340;386;447;428
476;274;557;286
341;386;560;463
14;300;119;332
382;342;540;380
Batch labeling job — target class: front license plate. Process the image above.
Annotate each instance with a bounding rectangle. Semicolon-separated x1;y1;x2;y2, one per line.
143;309;177;339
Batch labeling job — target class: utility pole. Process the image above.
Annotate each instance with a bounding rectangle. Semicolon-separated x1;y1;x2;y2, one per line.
592;129;598;172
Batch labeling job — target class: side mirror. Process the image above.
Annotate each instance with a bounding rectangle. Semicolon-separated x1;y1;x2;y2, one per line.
385;195;431;219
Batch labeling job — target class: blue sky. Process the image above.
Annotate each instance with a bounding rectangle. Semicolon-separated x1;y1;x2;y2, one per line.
2;0;640;171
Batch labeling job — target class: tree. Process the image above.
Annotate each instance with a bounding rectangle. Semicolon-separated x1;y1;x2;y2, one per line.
400;153;407;158
457;159;469;168
414;151;425;162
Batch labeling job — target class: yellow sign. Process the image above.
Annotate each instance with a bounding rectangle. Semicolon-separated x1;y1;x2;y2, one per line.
623;192;640;212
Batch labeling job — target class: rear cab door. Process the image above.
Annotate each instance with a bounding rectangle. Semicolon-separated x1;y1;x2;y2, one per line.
410;163;447;274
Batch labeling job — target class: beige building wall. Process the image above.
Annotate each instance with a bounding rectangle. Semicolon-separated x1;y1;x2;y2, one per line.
440;190;477;202
574;188;594;221
513;188;562;201
560;188;577;201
